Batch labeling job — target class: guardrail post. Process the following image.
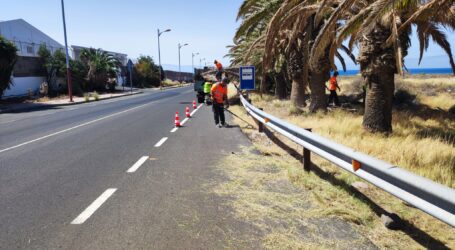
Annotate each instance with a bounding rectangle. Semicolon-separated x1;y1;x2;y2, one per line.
303;128;312;172
257;108;264;133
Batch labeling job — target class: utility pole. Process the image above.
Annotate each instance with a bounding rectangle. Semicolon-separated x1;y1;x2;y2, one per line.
60;0;73;102
157;28;171;89
178;43;188;82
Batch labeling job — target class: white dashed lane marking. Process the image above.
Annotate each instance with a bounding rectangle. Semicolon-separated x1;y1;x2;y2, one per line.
71;188;117;225
154;137;168;147
127;156;149;173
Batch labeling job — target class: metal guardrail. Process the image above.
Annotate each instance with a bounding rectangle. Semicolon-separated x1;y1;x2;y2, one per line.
240;94;455;227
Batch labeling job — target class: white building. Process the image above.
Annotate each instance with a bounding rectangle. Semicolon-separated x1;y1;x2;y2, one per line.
0;19;64;57
0;19;65;98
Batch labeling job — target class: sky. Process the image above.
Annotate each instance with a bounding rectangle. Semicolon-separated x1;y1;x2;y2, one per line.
1;0;454;72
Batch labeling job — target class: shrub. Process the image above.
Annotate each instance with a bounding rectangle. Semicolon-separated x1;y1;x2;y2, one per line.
84;93;90;102
449;105;455;115
394;89;417;105
93;91;99;101
0;36;18;99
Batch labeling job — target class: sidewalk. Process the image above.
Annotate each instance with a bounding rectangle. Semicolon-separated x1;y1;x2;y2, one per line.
0;91;142;114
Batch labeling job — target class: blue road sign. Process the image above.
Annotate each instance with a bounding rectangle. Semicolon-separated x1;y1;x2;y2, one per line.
239;66;255;90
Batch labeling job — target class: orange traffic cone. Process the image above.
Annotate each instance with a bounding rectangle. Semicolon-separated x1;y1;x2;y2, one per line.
193;100;197;109
175;112;181;127
185;106;191;118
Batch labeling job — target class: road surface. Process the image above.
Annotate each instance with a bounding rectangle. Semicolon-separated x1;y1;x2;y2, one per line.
0;86;260;249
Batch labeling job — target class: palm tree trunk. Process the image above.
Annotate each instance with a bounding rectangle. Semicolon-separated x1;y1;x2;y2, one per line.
309;68;329;112
274;70;287;99
359;24;396;133
288;47;306;107
309;50;330;112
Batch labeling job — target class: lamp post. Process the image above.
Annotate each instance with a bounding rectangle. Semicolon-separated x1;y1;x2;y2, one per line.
157;28;171;89
192;52;199;80
178;43;188;82
60;0;73;102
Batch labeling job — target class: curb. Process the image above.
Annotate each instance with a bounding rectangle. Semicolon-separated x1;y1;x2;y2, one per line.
0;91;143;114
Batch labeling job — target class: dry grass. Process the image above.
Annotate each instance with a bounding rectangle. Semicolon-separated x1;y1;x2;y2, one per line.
161;79;182;87
217;76;455;249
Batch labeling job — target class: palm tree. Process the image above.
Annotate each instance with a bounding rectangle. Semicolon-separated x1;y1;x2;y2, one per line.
332;0;455;133
79;48;120;91
261;0;356;111
230;0;286;98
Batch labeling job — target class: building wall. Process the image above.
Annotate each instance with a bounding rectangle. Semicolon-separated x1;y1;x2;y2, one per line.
13;56;46;77
0;19;64;57
3;77;45;98
164;70;193;82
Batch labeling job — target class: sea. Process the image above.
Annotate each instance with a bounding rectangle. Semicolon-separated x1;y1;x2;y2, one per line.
337;68;453;76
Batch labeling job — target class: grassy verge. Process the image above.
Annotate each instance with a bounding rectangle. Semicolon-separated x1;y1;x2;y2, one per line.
215;77;455;249
161;79;184;88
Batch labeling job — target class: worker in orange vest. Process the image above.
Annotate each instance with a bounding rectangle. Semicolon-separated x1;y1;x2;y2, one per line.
327;71;341;107
214;60;223;81
211;77;229;128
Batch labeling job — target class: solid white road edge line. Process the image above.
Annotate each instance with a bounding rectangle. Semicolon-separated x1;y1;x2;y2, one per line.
127;156;149;173
154;137;168;147
190;104;204;117
180;118;189;125
71;188;117;225
0;103;150;154
170;127;178;133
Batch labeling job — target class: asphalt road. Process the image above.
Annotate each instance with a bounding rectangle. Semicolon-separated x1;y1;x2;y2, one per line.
0;86;259;249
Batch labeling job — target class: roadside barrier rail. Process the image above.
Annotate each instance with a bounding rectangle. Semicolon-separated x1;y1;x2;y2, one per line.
240;94;455;227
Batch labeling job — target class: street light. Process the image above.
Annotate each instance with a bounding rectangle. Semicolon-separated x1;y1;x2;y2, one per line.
192;52;199;80
60;0;73;102
200;58;206;68
157;28;171;89
178;43;188;82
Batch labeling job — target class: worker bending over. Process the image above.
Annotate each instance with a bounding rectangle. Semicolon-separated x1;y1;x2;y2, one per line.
214;60;223;81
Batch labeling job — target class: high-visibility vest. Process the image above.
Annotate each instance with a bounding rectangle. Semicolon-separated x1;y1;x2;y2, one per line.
215;62;223;70
328;76;338;91
203;82;212;93
211;83;227;104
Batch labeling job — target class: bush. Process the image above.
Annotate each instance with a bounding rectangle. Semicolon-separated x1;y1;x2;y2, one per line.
449;105;455;115
0;36;18;99
84;93;90;102
394;89;417;105
93;91;99;101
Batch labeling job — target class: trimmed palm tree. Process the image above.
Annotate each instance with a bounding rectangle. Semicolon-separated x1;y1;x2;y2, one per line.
80;48;120;91
261;0;356;111
229;0;285;97
331;0;455;133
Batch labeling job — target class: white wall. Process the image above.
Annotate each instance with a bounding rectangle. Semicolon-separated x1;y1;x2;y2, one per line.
3;77;45;98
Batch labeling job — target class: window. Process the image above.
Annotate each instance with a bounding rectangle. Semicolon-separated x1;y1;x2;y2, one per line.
26;46;34;54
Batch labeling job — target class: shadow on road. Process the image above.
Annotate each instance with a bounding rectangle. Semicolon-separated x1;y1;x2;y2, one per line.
262;126;449;250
